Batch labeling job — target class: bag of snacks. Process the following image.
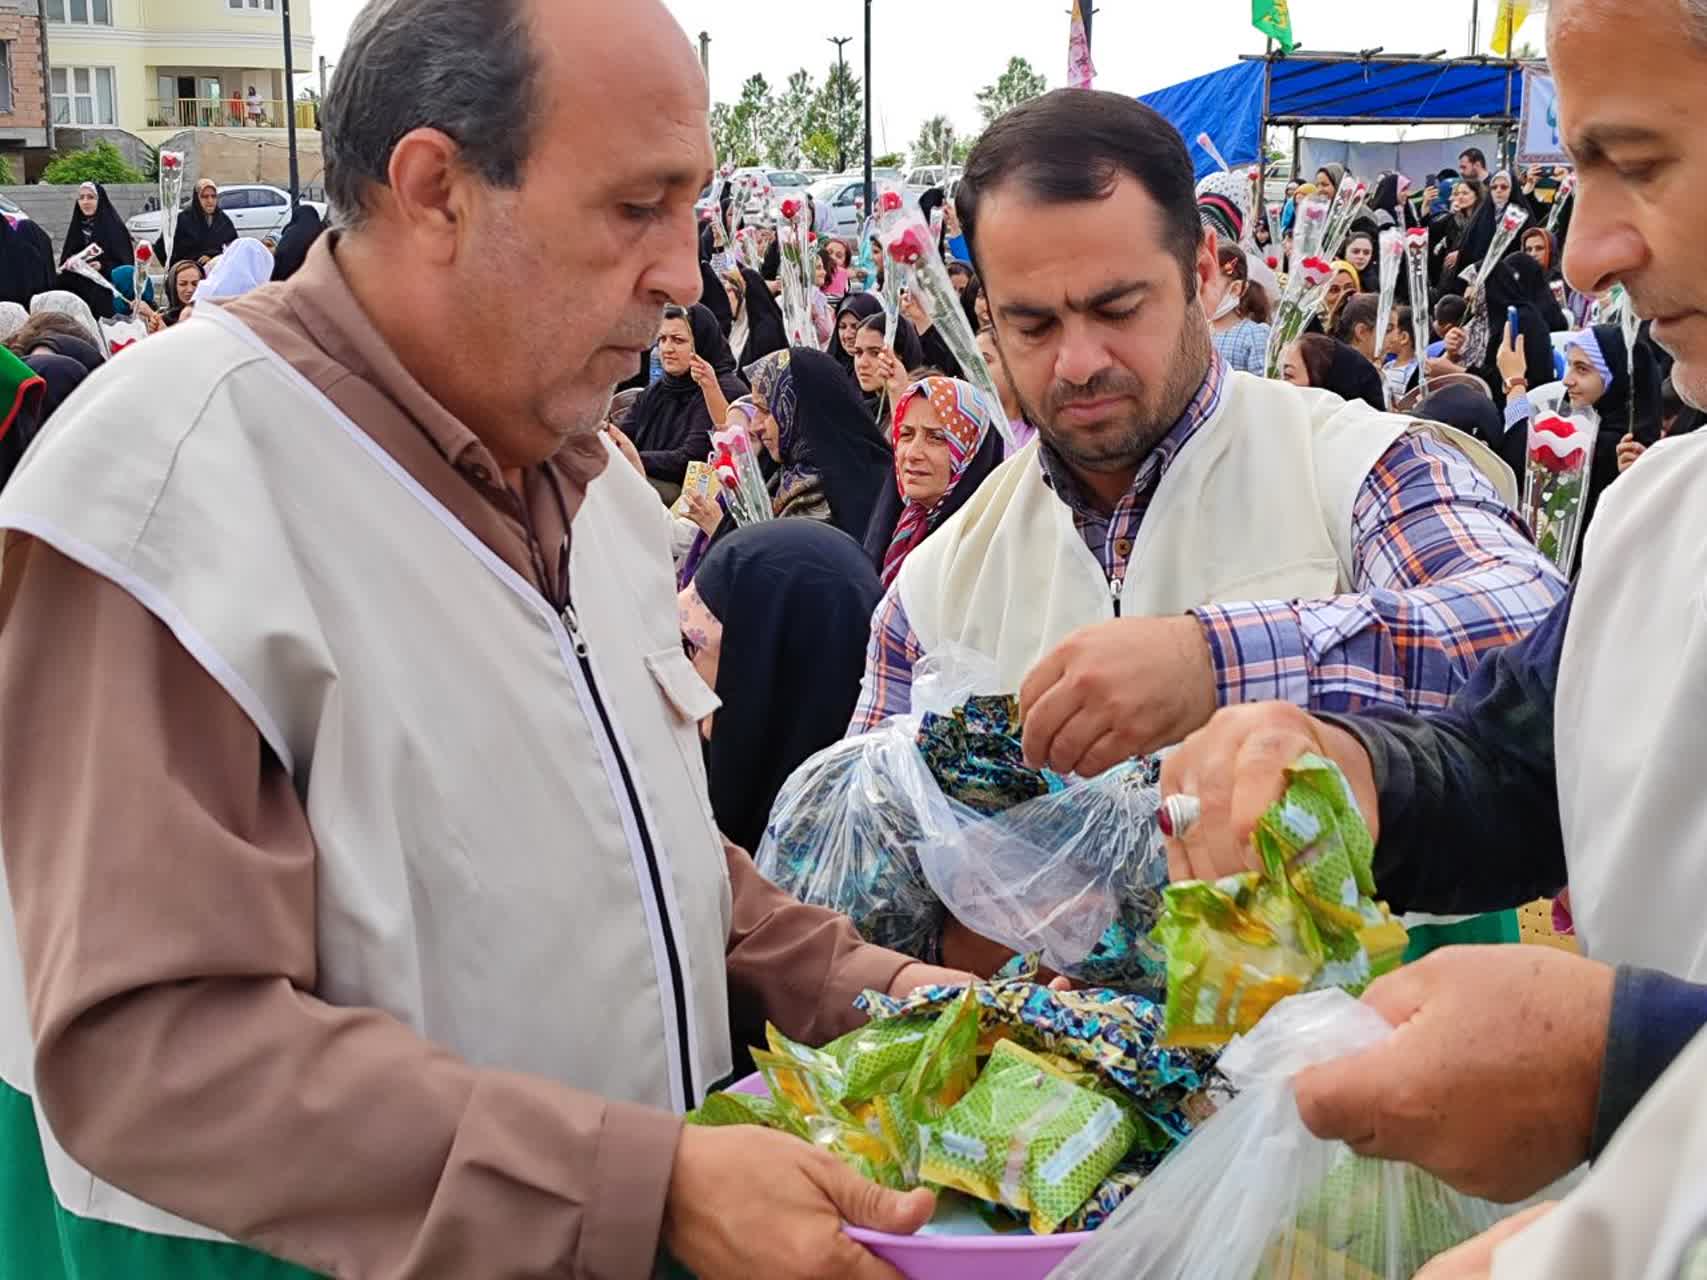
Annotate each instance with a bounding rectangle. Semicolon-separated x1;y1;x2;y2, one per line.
1050;989;1534;1280
1155;754;1409;1048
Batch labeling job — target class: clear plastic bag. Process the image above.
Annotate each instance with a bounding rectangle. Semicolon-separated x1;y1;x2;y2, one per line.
1050;990;1526;1280
918;763;1169;997
754;648;1001;956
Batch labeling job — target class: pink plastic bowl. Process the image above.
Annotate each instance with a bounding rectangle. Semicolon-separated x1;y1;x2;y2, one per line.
728;1073;1093;1280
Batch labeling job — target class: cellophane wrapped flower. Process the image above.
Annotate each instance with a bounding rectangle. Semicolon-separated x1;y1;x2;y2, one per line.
1372;229;1406;402
1293;194;1332;268
1264;255;1334;378
1548;173;1576;234
1404;228;1434;395
157;150;185;269
710;426;774;527
1320;175;1369;263
1265;201;1283;259
775;197;818;350
133;241;154;309
705;211;735;276
876;193;1016;448
1464;204;1531;298
1523;412;1596;570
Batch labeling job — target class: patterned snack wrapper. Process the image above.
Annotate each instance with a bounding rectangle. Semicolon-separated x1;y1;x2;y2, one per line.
1155;754;1409;1048
856;979;1208;1144
686;1090;790;1132
766;1016;937;1105
919;1040;1138;1234
752;1048;911;1189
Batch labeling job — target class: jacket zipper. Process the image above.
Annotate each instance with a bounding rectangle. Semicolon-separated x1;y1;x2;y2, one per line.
559;600;697;1110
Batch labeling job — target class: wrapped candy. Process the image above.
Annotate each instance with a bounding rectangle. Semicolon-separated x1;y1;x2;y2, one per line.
918;1040;1139;1235
1264;255;1334;378
709;425;773;527
1372;229;1406;405
1523;411;1597;571
876;190;1016;448
1154;754;1409;1049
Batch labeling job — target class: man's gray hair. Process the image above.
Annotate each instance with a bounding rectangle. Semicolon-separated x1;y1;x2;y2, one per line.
321;0;540;227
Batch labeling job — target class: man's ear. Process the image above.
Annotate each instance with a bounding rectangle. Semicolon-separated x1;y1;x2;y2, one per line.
384;127;476;267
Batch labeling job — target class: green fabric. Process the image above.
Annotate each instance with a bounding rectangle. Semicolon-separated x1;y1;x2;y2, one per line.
0;343;42;446
1252;0;1297;51
1401;910;1521;963
0;1079;324;1280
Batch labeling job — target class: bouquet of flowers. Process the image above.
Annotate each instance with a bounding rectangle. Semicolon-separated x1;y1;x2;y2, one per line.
710;425;774;527
876;190;1016;448
1264;255;1334;378
1372;228;1406;399
775;196;818;350
1523;411;1596;571
157;150;185;269
1463;204;1531;299
1404;227;1433;397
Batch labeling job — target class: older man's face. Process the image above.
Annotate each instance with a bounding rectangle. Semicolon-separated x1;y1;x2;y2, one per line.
458;0;711;462
1553;0;1707;406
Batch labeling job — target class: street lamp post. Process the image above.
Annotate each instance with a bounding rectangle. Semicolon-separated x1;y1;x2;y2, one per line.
282;0;300;209
828;35;851;172
863;0;873;213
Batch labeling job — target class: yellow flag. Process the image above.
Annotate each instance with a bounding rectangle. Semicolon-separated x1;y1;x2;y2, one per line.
1490;0;1530;54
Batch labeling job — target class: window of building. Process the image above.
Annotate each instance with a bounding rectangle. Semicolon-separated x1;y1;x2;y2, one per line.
45;0;113;23
50;66;116;126
227;0;279;11
0;45;13;116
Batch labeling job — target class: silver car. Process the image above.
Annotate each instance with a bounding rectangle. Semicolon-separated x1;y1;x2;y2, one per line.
126;184;328;244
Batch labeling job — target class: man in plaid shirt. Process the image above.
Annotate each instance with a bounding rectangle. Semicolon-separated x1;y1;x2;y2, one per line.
851;93;1565;779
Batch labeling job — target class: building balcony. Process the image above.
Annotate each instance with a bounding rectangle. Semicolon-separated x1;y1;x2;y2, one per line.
145;95;313;130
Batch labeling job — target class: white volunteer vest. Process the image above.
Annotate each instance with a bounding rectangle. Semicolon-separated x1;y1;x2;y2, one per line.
1556;427;1707;978
899;370;1515;691
0;304;734;1247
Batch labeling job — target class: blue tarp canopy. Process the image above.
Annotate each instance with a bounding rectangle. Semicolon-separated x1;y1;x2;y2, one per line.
1140;56;1524;181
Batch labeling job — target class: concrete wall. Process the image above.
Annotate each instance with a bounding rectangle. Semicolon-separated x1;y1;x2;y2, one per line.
3;180;153;255
52;124;150;172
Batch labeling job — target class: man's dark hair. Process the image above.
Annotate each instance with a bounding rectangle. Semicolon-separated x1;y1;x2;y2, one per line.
1433;293;1469;334
954;89;1203;291
321;0;541;228
1460;147;1488;169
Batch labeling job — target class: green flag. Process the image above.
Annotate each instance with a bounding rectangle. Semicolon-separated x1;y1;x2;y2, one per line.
1253;0;1296;52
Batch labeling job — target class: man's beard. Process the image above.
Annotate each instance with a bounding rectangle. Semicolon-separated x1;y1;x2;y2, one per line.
1018;307;1214;476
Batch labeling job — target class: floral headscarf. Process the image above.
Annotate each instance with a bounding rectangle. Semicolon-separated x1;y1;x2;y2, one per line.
879;376;995;586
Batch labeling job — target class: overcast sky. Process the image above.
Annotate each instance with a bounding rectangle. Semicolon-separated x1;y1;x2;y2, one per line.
310;0;1541;158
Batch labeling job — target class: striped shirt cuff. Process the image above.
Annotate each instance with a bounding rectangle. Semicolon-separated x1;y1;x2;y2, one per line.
1191;602;1312;709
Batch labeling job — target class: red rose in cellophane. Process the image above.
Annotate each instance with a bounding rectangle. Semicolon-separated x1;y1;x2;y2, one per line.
887;227;930;266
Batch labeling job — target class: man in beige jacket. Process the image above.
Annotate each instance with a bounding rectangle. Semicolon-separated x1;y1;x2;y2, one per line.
0;2;962;1277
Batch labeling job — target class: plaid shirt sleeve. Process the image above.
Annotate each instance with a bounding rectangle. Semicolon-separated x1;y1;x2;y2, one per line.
847;584;921;735
1192;430;1568;713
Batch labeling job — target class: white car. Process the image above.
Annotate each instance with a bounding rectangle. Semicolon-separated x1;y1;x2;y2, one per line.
126;184;327;244
905;165;962;195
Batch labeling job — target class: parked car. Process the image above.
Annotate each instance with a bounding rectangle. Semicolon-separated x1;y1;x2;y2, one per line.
125;184;328;245
808;175;869;236
905;165;962;195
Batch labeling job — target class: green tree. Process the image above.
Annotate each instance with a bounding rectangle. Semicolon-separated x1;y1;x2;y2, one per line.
801;129;840;171
976;56;1048;126
814;58;863;172
767;69;818;168
873;152;906;170
911;115;976;169
710;74;776;168
41;139;146;186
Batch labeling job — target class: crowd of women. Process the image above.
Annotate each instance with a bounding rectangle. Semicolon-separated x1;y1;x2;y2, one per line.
0;179;328;491
594;146;1706;886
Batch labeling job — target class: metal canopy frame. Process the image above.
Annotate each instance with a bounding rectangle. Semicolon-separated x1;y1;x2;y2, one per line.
1240;50;1525;174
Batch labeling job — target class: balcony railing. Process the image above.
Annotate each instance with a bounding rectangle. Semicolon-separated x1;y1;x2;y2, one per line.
145;97;317;130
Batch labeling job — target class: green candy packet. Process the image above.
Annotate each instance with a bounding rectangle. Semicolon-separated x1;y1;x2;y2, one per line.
919;1040;1138;1235
1156;754;1409;1048
685;1090;790;1132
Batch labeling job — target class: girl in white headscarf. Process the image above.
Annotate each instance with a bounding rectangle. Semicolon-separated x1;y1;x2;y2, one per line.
196;238;276;303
